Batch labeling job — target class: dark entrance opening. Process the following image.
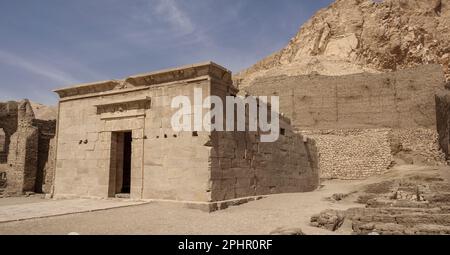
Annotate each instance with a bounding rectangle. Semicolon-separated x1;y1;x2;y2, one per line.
121;132;132;193
109;131;132;197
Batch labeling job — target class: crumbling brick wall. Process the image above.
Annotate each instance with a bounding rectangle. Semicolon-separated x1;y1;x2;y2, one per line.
301;128;445;180
33;119;56;193
0;100;56;195
302;129;393;180
245;65;445;130
389;128;446;165
0;101;18;163
5;100;39;193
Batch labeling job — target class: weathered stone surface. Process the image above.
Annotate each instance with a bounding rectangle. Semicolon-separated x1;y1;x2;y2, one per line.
236;0;450;87
245;65;445;130
435;91;450;159
0;99;56;195
310;209;346;231
5;100;39;193
269;227;305;235
0;101;18;164
0;128;5;153
53;62;320;203
302;129;393;179
314;175;450;235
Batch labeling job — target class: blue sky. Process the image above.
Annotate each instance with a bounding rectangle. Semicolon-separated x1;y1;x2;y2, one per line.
0;0;333;105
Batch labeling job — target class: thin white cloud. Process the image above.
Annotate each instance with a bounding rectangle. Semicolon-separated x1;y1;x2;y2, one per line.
154;0;194;34
122;0;214;48
0;50;79;85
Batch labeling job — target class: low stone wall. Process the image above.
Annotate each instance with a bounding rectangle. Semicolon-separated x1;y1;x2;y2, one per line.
302;129;392;180
301;128;445;180
389;128;446;165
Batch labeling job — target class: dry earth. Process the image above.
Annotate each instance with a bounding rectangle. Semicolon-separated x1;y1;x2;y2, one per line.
0;163;447;235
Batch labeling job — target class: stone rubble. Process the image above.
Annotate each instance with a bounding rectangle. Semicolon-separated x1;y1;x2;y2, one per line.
310;174;450;235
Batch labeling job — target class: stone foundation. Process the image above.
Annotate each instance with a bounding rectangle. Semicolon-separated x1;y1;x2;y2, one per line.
302;129;392;180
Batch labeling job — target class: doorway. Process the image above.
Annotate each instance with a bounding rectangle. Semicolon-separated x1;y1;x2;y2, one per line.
109;131;132;196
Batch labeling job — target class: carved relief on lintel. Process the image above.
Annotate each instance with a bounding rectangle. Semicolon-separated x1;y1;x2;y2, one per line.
95;97;151;115
113;80;136;91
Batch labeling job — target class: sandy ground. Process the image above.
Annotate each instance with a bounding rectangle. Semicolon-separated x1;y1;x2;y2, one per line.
0;164;447;235
0;194;48;206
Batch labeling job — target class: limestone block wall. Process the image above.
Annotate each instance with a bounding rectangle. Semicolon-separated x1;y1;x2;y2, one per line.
245;65;445;130
54;78;213;201
209;80;319;201
302;129;392;180
41;137;56;193
210;129;319;201
54;62;320;203
141;79;213;202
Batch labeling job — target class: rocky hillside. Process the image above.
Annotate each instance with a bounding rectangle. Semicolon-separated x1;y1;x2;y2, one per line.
236;0;450;88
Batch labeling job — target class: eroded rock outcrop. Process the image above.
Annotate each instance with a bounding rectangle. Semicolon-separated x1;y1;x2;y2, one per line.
236;0;450;88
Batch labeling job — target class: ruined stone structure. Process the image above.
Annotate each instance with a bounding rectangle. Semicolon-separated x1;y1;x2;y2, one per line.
245;65;445;130
0;100;56;195
0;102;18;164
246;65;446;179
53;62;319;208
302;129;393;180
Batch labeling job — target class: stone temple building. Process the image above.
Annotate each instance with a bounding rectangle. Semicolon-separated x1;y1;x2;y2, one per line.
53;62;319;210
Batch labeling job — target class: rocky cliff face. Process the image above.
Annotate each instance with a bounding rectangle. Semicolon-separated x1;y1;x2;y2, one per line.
236;0;450;87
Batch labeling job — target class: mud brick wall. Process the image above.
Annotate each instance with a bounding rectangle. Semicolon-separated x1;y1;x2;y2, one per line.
302;129;393;180
245;65;445;130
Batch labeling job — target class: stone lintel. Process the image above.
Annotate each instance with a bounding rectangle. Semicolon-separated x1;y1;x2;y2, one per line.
95;97;151;116
54;61;233;99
